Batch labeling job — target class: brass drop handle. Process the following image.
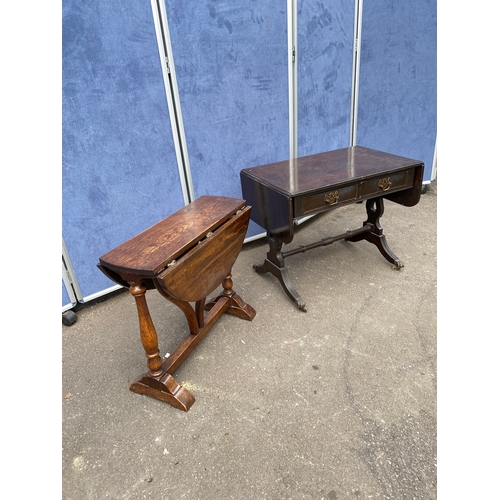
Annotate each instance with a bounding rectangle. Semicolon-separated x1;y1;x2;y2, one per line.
324;191;340;205
377;177;392;191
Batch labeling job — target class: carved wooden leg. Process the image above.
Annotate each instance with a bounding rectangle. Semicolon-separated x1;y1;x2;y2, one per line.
205;274;256;320
129;282;163;376
128;282;195;411
346;197;404;270
222;274;256;320
254;233;307;311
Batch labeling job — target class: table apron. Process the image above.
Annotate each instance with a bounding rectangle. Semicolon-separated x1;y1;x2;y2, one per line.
294;167;415;218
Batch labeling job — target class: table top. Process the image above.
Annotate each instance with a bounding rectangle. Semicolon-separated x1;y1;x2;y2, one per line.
98;196;246;276
240;146;424;196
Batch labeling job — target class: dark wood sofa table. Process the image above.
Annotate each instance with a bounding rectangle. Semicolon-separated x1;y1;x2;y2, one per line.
240;146;424;311
97;196;256;411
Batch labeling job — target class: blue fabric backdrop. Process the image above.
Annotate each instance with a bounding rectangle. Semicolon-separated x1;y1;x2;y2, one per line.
62;1;436;305
165;0;289;238
356;0;437;180
297;0;354;156
62;0;185;304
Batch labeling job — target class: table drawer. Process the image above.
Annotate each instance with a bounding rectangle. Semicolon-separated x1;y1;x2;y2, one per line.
296;184;358;216
294;167;416;218
358;168;414;198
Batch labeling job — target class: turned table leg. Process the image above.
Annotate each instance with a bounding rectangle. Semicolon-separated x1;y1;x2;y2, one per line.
204;273;256;320
129;282;163;376
128;281;195;411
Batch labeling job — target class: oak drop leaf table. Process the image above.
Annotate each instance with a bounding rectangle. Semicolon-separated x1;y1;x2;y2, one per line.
240;146;424;311
98;196;256;411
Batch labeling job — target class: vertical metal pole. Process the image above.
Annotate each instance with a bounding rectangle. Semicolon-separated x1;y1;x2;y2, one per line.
288;0;298;160
151;0;195;205
431;136;437;181
62;237;83;308
350;0;363;147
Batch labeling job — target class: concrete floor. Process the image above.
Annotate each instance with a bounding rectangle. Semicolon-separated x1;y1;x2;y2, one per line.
62;181;437;499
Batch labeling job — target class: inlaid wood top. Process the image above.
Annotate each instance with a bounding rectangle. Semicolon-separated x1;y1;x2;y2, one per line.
98;196;246;276
241;146;424;196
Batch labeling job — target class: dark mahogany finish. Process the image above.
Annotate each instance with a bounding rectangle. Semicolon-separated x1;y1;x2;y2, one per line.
240;146;424;311
98;196;256;411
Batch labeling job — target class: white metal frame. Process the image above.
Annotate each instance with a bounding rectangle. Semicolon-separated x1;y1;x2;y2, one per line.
63;238;124;310
62;237;83;311
287;0;298;160
350;0;363;147
430;136;437;182
151;0;195;205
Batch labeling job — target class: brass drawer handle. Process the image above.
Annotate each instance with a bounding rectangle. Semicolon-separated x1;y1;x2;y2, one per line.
377;177;392;191
324;191;340;205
